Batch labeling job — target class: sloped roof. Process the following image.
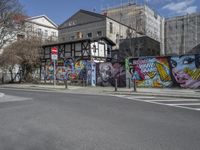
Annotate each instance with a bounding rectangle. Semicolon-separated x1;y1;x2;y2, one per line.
59;9;106;28
26;15;58;28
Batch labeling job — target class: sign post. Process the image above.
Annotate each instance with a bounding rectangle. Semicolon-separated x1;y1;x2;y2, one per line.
51;47;58;86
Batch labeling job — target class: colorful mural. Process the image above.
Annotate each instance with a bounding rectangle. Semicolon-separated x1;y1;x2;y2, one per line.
96;62;126;87
127;54;200;89
170;55;200;88
43;58;95;86
129;57;173;88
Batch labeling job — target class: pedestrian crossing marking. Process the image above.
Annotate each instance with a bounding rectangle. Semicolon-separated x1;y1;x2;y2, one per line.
168;103;200;106
114;95;200;111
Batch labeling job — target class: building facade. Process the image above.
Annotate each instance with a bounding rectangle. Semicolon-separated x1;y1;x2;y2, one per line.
24;15;58;42
102;3;165;55
165;13;200;55
58;9;139;50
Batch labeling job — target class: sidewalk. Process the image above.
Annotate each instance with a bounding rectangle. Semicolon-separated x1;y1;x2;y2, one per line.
0;83;199;99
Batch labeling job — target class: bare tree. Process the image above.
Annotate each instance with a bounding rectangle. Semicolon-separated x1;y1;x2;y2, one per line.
0;0;25;49
0;37;42;82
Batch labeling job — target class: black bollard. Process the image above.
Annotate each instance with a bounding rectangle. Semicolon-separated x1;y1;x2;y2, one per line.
115;78;118;92
128;78;131;89
64;79;68;89
133;78;137;92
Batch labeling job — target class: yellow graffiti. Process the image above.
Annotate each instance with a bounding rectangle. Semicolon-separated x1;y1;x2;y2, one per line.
192;69;200;80
147;72;156;79
184;68;200;80
153;80;162;87
75;61;84;69
155;62;171;81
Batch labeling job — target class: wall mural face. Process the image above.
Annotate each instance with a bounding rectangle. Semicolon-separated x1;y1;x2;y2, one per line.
130;57;173;88
170;55;200;88
96;62;126;87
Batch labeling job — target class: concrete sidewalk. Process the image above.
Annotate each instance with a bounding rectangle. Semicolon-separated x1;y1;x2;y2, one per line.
0;83;199;99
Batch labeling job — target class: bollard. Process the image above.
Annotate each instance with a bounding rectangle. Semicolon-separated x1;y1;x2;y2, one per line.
128;78;131;89
133;78;137;92
115;78;118;92
64;79;68;89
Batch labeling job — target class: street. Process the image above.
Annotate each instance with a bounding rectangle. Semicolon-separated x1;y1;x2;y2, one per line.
0;89;200;150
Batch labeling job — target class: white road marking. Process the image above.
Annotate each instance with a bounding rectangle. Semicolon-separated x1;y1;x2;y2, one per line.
114;95;200;111
0;95;32;103
147;99;200;102
125;96;156;99
168;103;200;106
0;92;5;97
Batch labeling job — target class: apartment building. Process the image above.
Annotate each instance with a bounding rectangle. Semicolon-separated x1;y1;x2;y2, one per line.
24;15;58;42
58;9;139;50
102;3;165;55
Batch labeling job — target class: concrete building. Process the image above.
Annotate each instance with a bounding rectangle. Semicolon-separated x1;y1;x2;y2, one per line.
112;36;160;62
102;3;165;55
58;9;139;50
165;13;200;55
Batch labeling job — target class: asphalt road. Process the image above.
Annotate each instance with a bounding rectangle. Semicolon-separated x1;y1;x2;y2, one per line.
0;89;200;150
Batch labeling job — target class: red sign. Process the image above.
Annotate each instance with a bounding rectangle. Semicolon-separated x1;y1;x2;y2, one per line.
51;47;58;54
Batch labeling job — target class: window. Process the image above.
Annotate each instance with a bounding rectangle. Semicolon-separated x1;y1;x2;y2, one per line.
51;31;56;36
77;32;83;39
37;28;42;36
109;22;113;34
44;30;48;37
87;33;92;38
70;36;75;40
97;31;102;37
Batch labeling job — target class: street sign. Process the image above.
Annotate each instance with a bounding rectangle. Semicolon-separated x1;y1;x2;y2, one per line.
51;47;58;86
51;54;58;60
51;47;58;60
51;47;58;54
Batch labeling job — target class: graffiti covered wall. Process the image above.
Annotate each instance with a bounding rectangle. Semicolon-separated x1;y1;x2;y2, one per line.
128;57;173;88
42;58;96;86
127;54;200;89
96;62;126;87
170;55;200;88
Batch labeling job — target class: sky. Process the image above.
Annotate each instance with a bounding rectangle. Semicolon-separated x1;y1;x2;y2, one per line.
19;0;200;25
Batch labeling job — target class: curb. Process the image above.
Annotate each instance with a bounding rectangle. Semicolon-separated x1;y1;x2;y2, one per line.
1;86;199;99
105;91;200;99
0;92;5;98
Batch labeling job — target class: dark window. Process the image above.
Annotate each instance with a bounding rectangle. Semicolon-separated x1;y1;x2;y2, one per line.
87;33;92;38
70;36;75;40
109;22;113;34
97;31;102;37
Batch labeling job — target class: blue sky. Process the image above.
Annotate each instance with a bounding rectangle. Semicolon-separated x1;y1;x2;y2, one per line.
19;0;200;25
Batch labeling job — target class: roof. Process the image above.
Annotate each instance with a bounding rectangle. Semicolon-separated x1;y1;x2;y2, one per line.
59;9;106;28
59;9;136;31
42;37;116;47
26;15;58;28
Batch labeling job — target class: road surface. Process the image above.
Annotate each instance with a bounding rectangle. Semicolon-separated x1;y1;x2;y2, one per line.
0;88;200;150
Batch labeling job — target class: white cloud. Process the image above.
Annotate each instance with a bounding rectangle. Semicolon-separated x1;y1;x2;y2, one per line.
162;0;197;15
